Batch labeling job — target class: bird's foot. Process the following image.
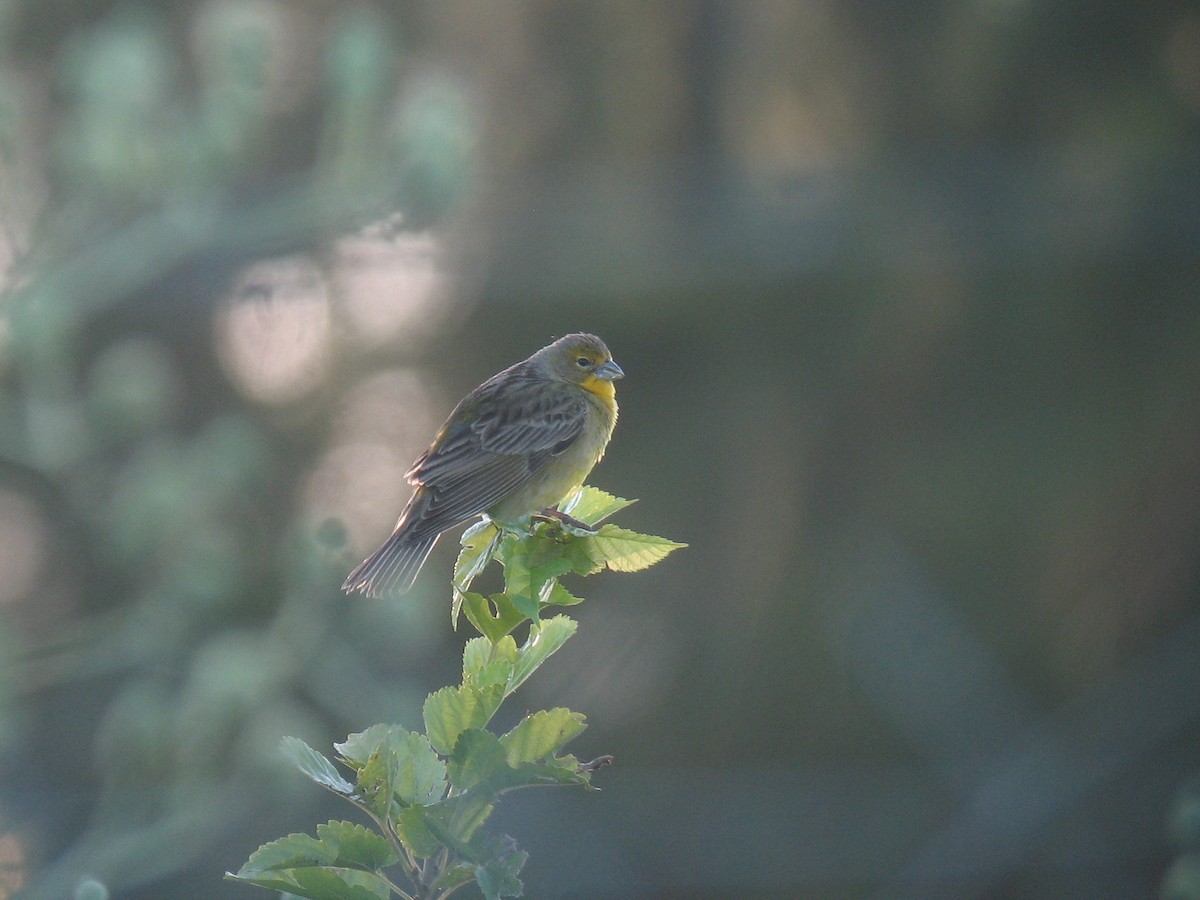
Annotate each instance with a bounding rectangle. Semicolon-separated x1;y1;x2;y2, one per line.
533;507;598;534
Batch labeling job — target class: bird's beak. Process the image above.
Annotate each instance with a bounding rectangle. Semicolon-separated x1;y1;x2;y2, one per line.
595;359;624;380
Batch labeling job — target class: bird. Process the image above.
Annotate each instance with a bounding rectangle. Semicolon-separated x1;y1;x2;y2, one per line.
342;333;624;597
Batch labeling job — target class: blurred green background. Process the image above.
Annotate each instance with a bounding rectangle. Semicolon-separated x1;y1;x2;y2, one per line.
2;1;1200;898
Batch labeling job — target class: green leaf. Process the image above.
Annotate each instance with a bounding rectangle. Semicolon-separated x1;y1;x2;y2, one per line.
448;729;591;795
472;834;527;900
238;832;335;873
226;865;391;900
452;589;466;631
561;533;605;576
280;737;354;795
395;805;443;858
423;793;495;858
508;616;576;694
499;528;579;619
453;520;502;629
497;539;541;620
391;731;448;806
461;590;527;643
454;519;502;593
423;683;504;755
229;824;398;898
541;581;583;607
559;485;636;526
432;864;477;892
334;724;392;770
353;750;393;818
447;728;509;792
475;857;527;899
524;527;573;568
511;755;594;789
584;524;687;572
470;658;516;695
499;709;586;766
315;821;400;871
336;725;447;810
462;635;517;691
462;635;492;678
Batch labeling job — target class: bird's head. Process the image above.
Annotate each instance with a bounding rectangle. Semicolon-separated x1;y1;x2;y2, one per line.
539;333;624;398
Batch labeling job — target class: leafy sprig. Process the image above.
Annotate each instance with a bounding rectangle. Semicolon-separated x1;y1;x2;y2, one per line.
228;487;684;899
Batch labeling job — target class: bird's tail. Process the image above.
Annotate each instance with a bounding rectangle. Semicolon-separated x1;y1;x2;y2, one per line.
342;529;440;597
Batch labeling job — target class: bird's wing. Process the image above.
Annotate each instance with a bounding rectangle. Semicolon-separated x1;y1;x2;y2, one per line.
472;377;589;454
399;376;588;539
412;375;587;482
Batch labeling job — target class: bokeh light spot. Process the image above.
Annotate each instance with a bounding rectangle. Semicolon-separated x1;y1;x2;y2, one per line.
215;255;333;404
306;368;441;551
0;829;26;898
333;226;457;351
0;491;46;606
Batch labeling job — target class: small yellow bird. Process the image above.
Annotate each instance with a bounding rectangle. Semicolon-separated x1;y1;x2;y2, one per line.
343;333;623;597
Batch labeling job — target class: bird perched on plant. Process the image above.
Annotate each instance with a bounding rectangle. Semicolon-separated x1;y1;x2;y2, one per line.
342;333;624;597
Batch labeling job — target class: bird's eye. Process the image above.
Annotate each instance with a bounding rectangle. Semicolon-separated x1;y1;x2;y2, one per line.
576;356;592;368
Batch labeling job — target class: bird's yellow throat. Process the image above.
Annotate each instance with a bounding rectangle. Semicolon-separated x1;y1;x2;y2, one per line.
580;375;617;405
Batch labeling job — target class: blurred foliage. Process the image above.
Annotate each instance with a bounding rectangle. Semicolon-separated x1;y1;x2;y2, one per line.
0;0;1198;898
0;3;475;898
1165;777;1200;900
